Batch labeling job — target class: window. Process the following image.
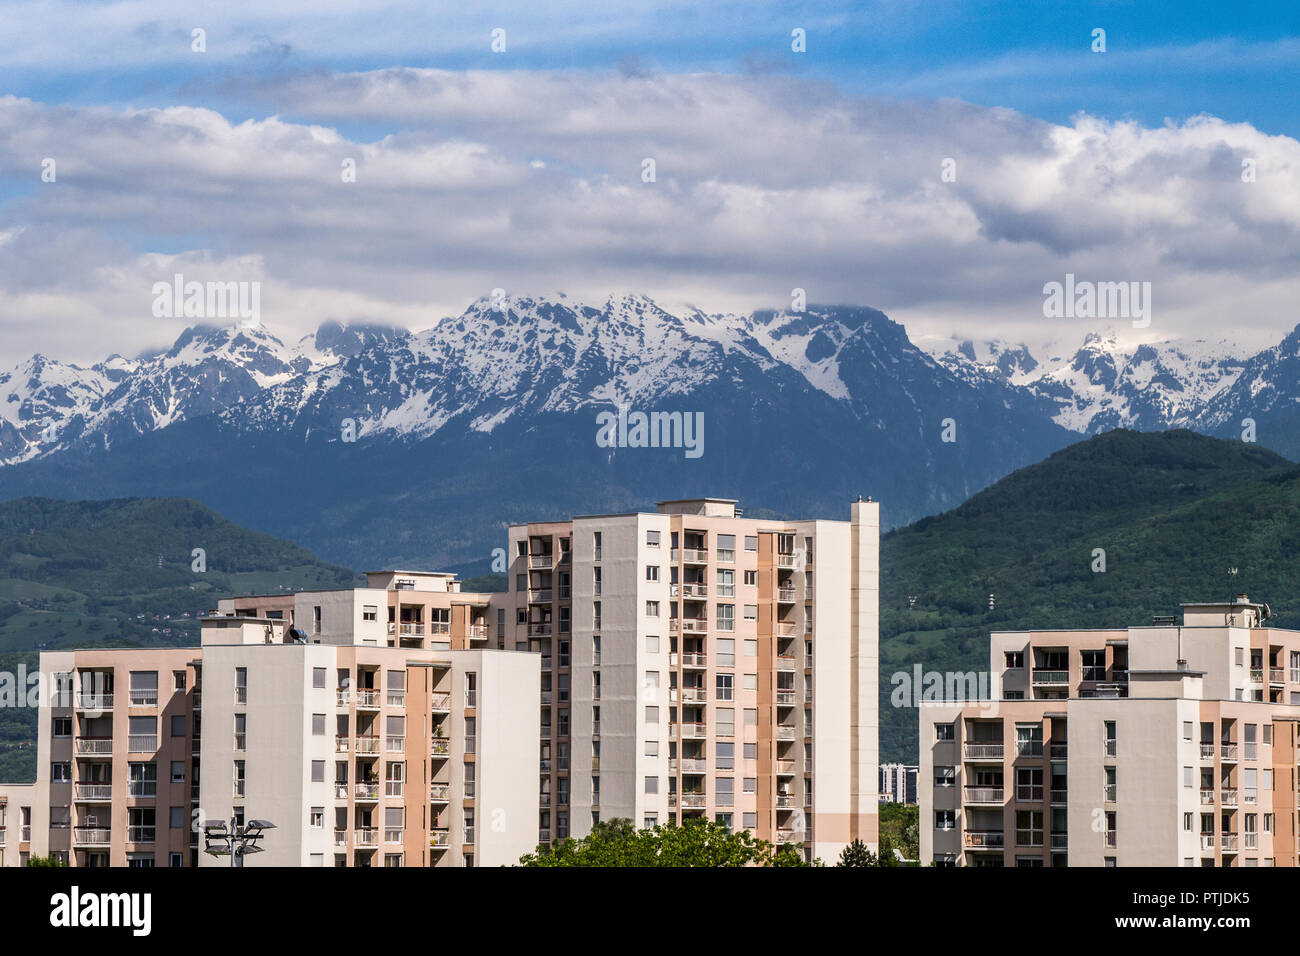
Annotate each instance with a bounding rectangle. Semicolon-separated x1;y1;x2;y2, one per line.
311;713;326;736
312;606;322;634
171;761;185;784
644;740;658;756
172;671;187;692
935;767;955;787
647;530;660;547
716;638;735;667
362;605;378;622
644;815;657;829
310;760;325;783
1104;720;1117;757
743;777;756;793
935;810;955;830
646;565;660;582
645;705;659;724
1081;649;1105;682
744;742;757;760
233;761;247;797
234;667;247;704
53;717;72;737
744;535;758;551
645;634;659;653
716;708;735;737
313;668;327;689
716;604;735;631
744;570;757;586
1016;767;1043;801
716;534;735;562
645;601;659;618
716;777;734;807
1184;812;1193;831
743;812;757;829
717;569;735;597
1183;766;1193;788
234;713;247;750
169;806;185;828
743;673;757;690
644;776;658;794
936;723;955;741
1004;651;1024;669
716;741;734;770
51;762;71;783
170;715;186;738
716;674;734;701
1183;721;1193;741
1015;811;1044;847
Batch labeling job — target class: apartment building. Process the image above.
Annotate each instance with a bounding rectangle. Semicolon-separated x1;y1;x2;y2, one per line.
504;497;880;861
879;763;918;804
5;571;538;867
0;783;35;867
920;594;1300;867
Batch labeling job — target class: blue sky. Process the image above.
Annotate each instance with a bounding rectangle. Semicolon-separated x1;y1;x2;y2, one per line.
7;1;1299;134
0;0;1298;365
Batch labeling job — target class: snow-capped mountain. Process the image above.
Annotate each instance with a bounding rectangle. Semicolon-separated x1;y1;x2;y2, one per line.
0;294;1075;568
924;331;1248;434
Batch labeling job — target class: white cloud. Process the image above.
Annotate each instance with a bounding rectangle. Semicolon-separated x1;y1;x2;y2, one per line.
0;67;1296;365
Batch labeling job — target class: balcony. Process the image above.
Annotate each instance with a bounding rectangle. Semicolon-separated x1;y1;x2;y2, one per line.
1249;668;1263;683
677;548;709;564
1200;789;1215;805
680;793;706;808
1221;833;1240;852
1050;788;1067;805
355;689;381;710
774;725;797;741
336;689;353;707
355;736;381;755
468;624;489;641
335;735;351;753
1200;833;1216;850
76;738;113;756
963;743;1005;761
1271;667;1285;684
776;588;797;603
75;694;114;712
680;687;707;704
127;826;156;844
963;830;1004;849
430;783;450;802
430;829;451;848
1221;743;1239;762
355;782;380;801
775;690;797;706
1049;743;1068;760
1050;832;1068;850
355;828;378;847
1031;670;1068;686
431;693;451;711
675;582;708;599
528;622;553;637
775;553;798;569
679;758;707;774
74;784;112;802
681;653;707;668
73;828;111;847
962;787;1004;805
776;653;798;672
775;793;796;808
776;759;797;775
679;618;707;634
1221;788;1238;806
431;737;450;757
679;722;708;740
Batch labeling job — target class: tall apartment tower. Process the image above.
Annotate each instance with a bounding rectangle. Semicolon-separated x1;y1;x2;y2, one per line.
507;497;879;861
920;595;1300;867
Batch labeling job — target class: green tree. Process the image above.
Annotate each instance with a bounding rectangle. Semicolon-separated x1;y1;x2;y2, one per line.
25;854;67;867
836;838;878;867
519;818;818;867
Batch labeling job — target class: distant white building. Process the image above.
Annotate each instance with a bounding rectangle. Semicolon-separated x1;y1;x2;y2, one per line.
879;763;918;804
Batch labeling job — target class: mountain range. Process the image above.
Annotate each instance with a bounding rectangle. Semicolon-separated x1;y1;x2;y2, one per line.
1;292;1298;570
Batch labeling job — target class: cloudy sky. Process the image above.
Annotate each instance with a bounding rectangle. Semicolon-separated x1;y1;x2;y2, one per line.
1;0;1298;365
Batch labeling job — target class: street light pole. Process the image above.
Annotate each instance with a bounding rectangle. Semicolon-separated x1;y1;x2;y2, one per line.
203;816;276;866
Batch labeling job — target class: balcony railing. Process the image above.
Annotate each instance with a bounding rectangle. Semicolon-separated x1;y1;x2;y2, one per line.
1221;833;1240;851
1221;788;1238;805
680;688;707;703
962;787;1004;804
679;722;708;739
1031;670;1068;685
677;548;709;563
679;758;707;773
431;693;451;710
1200;743;1215;759
431;737;450;756
776;653;798;670
1050;788;1067;804
775;690;796;705
1270;667;1285;684
127;735;157;753
1049;743;1068;760
76;694;114;711
468;625;489;641
679;619;707;633
355;782;380;800
675;583;708;598
776;759;797;774
129;690;158;706
430;783;450;801
356;736;381;755
529;554;553;569
1050;832;1068;849
387;691;406;707
127;826;156;844
74;784;112;802
1200;832;1215;850
355;827;378;847
1249;668;1263;682
776;588;798;603
355;689;381;709
963;743;1005;760
681;653;707;668
76;738;113;755
1200;789;1215;805
528;623;553;636
73;828;111;846
775;554;798;569
430;829;450;848
963;830;1004;848
774;726;797;741
387;735;405;753
1221;743;1239;761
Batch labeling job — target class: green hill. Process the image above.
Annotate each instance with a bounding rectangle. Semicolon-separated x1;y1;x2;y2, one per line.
0;497;360;781
880;429;1300;763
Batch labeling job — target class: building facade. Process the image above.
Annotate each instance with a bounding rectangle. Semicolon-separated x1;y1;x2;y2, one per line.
920;595;1300;867
504;497;880;861
879;763;918;804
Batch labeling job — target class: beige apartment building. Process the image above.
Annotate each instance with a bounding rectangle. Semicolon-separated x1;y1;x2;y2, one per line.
504;497;880;862
920;594;1300;867
3;570;539;867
